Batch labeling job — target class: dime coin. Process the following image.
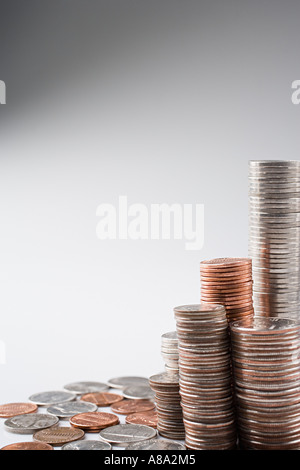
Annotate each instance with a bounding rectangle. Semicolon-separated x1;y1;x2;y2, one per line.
1;442;53;450
126;438;186;450
4;413;59;434
70;411;119;432
33;426;84;446
0;403;38;418
125;411;158;428
107;376;149;389
122;385;155;400
64;381;109;394
80;392;123;407
99;423;156;446
61;440;112;450
47;400;97;418
29;391;76;406
111;399;155;415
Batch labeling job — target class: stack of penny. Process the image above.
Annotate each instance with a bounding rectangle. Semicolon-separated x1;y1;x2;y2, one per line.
149;372;185;440
230;316;300;450
161;331;179;373
174;303;237;450
200;258;254;323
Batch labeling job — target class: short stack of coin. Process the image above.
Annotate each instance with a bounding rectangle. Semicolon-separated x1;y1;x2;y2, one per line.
161;331;179;373
230;316;300;450
200;258;254;323
249;160;300;319
149;372;185;440
174;304;237;450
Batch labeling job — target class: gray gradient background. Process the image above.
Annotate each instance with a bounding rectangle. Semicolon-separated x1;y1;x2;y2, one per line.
0;0;299;417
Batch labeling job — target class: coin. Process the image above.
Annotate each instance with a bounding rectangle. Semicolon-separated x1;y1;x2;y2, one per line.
29;391;76;406
80;392;123;407
122;385;155;400
99;423;157;446
70;411;119;432
64;381;109;394
1;442;54;450
33;426;85;446
125;410;158;428
4;413;59;434
126;438;186;450
111;399;155;415
107;376;149;389
47;400;97;418
61;440;112;450
0;403;38;418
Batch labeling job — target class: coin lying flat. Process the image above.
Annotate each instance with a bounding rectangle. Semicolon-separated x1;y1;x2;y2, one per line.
29;391;76;406
126;438;186;450
0;403;38;418
33;426;84;446
122;385;155;400
61;440;112;450
70;412;119;432
111;399;155;415
1;442;54;450
125;410;158;428
80;392;123;407
99;423;157;446
107;376;149;390
47;401;97;418
4;413;59;434
64;381;109;394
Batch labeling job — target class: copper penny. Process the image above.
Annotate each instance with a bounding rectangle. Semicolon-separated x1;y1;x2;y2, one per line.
111;399;155;415
70;411;119;432
0;403;38;418
80;392;123;407
33;427;84;446
1;442;53;450
125;411;158;428
200;258;252;268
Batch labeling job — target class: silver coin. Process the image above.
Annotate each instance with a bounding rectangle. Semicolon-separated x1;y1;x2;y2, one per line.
126;438;185;450
63;381;109;394
99;423;157;446
107;376;149;390
61;440;112;450
47;401;97;418
29;390;76;406
122;385;155;400
4;413;59;434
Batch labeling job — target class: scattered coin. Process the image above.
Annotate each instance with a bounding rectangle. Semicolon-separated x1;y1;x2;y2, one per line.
111;399;155;415
33;426;84;446
107;376;149;390
126;438;186;450
99;423;157;446
28;391;76;406
0;403;38;418
122;385;155;400
80;392;123;407
47;400;97;418
64;381;109;394
61;440;112;450
4;413;59;434
125;410;158;428
1;442;54;450
70;411;119;432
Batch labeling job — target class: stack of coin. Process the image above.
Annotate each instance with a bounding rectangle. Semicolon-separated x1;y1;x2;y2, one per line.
200;258;254;323
249;160;300;319
230;316;300;450
174;304;237;450
149;372;185;440
161;331;179;373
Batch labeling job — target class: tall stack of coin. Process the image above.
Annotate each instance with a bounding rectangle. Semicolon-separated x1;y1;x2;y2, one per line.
149;372;185;440
230;316;300;449
200;258;254;323
161;331;179;373
174;304;237;450
249;160;300;319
